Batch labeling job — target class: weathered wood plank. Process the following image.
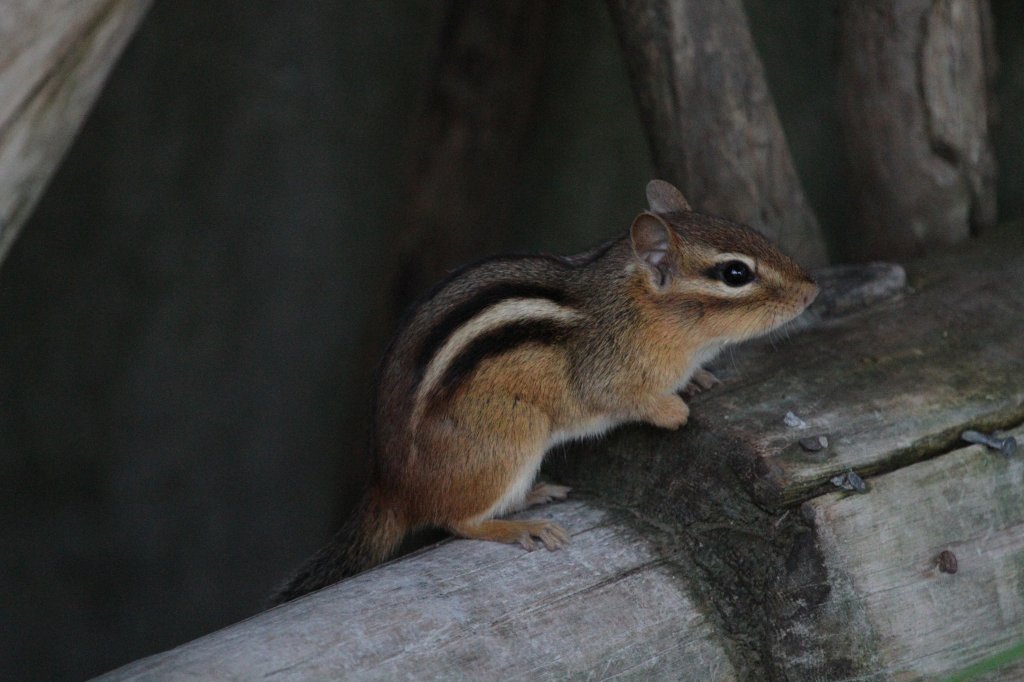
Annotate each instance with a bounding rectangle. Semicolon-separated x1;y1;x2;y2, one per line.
98;501;736;681
805;424;1024;680
0;0;153;265
706;223;1024;506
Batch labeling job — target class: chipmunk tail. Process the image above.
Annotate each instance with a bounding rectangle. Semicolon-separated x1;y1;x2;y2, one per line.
270;488;405;605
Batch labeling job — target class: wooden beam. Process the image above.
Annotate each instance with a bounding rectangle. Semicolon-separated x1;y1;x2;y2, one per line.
806;424;1024;678
387;0;550;314
98;501;737;680
0;0;153;266
95;226;1024;678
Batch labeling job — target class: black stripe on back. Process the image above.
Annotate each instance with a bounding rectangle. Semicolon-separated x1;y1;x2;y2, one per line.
414;282;574;375
434;319;573;400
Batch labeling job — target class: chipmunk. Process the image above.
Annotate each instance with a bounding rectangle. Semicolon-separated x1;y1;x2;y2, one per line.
272;180;818;603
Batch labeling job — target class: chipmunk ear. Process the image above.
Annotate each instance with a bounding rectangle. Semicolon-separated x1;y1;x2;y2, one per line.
646;179;692;213
630;212;680;288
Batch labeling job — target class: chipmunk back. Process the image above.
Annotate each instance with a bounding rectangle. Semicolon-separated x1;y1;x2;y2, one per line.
272;180;817;603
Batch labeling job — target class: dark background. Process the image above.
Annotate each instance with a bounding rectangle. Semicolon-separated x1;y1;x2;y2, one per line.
1;1;1022;679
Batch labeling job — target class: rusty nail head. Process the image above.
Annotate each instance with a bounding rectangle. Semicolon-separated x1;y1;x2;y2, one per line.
937;550;958;574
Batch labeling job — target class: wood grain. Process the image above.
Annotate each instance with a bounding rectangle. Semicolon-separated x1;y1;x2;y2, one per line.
806;424;1024;679
0;0;153;264
98;501;736;680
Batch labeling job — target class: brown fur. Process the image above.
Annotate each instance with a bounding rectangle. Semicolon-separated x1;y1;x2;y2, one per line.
272;181;817;603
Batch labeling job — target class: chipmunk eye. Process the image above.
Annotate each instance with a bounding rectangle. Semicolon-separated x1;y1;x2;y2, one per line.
715;260;755;287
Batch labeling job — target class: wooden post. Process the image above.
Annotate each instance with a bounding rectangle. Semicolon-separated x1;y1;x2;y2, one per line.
606;0;828;266
387;0;550;315
0;0;154;267
347;2;551;479
837;0;998;260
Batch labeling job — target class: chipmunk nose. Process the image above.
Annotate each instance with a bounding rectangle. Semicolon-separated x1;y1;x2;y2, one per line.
802;283;819;307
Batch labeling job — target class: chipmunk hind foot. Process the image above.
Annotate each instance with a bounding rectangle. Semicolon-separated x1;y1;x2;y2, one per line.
686;368;721;393
451;518;570;552
520;482;571;509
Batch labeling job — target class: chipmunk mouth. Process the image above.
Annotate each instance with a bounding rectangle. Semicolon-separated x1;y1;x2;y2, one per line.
745;297;817;341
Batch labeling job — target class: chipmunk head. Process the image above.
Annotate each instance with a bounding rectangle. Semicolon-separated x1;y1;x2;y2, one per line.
629;180;818;345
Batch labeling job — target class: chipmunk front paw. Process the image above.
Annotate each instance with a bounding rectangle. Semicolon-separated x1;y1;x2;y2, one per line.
683;368;721;396
642;393;690;430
